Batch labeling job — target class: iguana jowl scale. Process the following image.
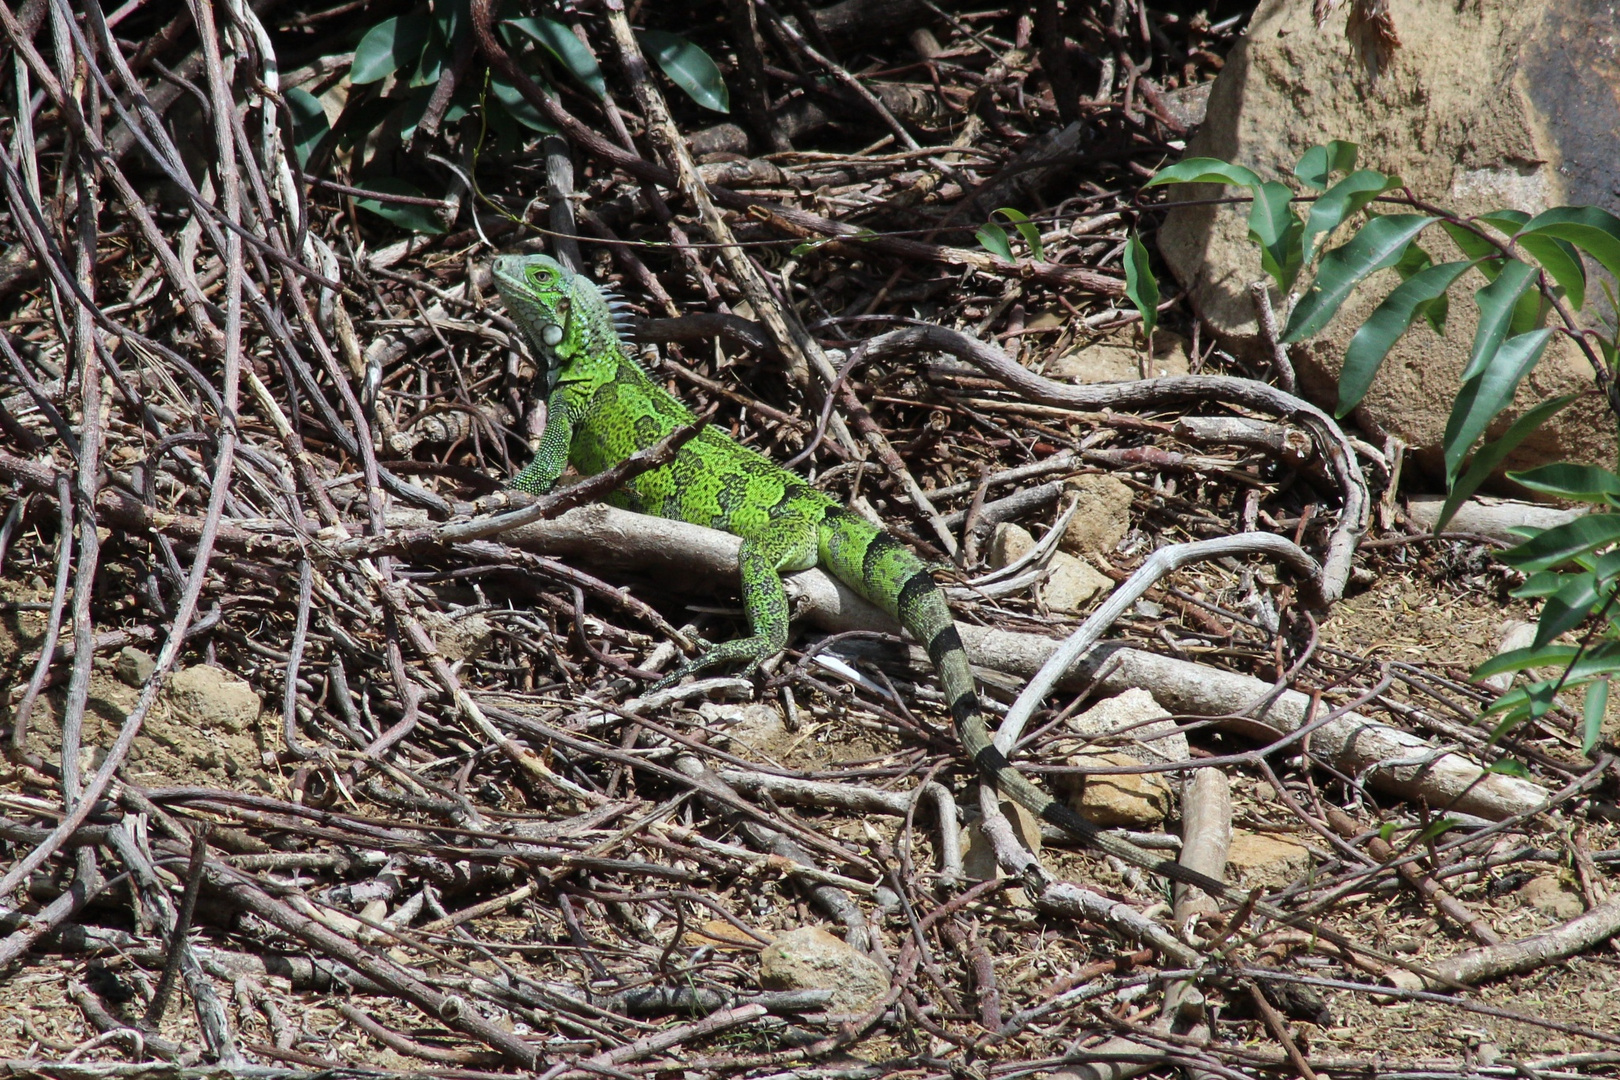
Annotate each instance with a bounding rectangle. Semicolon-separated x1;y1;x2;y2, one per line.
490;252;1364;940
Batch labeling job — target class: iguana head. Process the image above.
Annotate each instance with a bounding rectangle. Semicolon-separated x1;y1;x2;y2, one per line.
491;253;615;394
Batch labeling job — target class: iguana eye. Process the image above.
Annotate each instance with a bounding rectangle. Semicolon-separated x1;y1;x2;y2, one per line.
530;267;555;286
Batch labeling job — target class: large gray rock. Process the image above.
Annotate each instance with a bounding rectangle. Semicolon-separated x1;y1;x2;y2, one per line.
1159;0;1620;479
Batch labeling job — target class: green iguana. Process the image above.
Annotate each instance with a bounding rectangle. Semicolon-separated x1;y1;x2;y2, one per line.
491;252;1431;977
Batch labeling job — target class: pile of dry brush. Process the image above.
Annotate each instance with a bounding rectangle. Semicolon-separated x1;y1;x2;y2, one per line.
0;0;1616;1077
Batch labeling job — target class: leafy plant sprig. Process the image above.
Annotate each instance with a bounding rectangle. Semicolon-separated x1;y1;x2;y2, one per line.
1129;140;1620;757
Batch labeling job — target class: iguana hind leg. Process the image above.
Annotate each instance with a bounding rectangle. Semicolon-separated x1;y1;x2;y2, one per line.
652;521;817;690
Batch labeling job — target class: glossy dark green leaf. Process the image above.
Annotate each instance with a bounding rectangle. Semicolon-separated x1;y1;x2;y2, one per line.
284;87;329;169
1509;463;1620;504
1515;232;1586;311
1566;643;1620;683
1433;393;1576;531
1123;233;1159;340
1248;180;1303;291
1293;140;1359;191
489;75;556;132
1392;243;1453;333
1476;209;1531;234
1392;241;1432;279
351;14;432;85
1440;220;1503;270
637;29;729;113
1463;259;1539;382
1474;643;1579;681
1337;259;1473;416
1502;512;1620;572
353;177;446;234
409;25;446;87
1143;158;1262;188
1513;570;1569;598
505;16;606;98
1584;678;1609;755
1301;169;1401;263
1282;215;1436;342
975;222;1013;262
1442;328;1555;482
1532;571;1600;648
1519;205;1620;283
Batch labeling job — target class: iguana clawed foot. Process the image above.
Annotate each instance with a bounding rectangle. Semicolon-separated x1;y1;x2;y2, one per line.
648;635;774;692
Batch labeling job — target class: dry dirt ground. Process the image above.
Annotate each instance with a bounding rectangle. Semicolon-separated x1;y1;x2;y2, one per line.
5;542;1620;1070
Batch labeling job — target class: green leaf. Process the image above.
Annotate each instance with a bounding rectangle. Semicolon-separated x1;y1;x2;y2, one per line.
1441;220;1504;269
636;29;729;113
1442;328;1555;482
1433;393;1577;531
1248;181;1304;291
1282;215;1437;342
505;16;606;98
1513;570;1569;599
975;222;1013;262
489;74;556;132
284;87;329;169
1416;818;1461;843
1532;571;1601;648
1391;244;1452;333
1337;259;1473;415
1515;232;1586;311
1392;241;1433;279
1519;205;1620;283
1474;643;1580;681
1584;678;1609;755
1487;758;1531;778
1301;169;1401;263
1502;512;1620;572
1566;643;1620;683
1123;233;1159;340
1464;259;1540;382
351;14;432;85
1477;209;1531;234
1294;140;1359;191
991;208;1044;261
353;177;446;234
1509;463;1620;504
1144;158;1262;188
409;24;447;87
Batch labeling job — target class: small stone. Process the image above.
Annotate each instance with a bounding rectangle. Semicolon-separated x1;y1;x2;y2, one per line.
114;647;157;688
1067;688;1188;766
961;796;1043;888
682;919;763;951
422;611;494;662
1518;873;1585;919
1041;551;1113;612
166;665;262;734
1226;831;1313;888
1046;329;1191;384
1060;475;1134;555
988;522;1037;569
759;927;888;1014
698;702;788;756
1059;749;1172;828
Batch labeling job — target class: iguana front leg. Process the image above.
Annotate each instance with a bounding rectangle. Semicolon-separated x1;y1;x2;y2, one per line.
651;519;819;690
510;390;576;495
